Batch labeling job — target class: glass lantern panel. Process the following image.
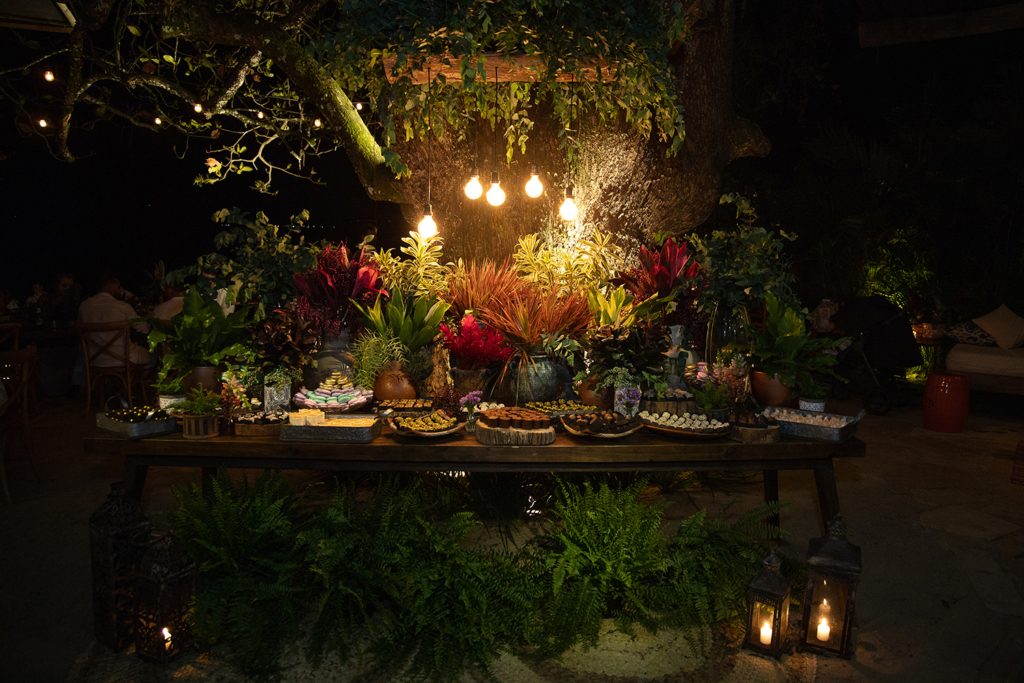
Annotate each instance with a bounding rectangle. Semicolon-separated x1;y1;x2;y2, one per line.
749;600;777;648
806;576;848;651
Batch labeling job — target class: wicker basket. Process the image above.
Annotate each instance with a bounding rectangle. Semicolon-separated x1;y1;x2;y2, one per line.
181;414;220;440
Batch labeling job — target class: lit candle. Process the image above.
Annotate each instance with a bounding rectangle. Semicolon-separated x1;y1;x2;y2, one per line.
162;627;172;651
760;621;772;645
816;618;830;642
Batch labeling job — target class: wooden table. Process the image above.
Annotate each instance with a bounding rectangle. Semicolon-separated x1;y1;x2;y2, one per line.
84;429;865;532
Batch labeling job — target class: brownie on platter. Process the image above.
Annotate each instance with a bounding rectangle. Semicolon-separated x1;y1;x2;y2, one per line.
562;410;640;435
479;407;551;430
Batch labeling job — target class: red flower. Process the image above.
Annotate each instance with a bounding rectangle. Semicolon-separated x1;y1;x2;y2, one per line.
440;314;514;370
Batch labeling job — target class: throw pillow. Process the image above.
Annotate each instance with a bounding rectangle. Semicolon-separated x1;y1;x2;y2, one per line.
973;305;1024;350
945;320;997;347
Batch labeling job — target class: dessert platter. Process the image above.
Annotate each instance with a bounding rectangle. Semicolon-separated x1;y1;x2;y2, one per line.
97;405;178;439
761;407;865;443
388;411;465;437
560;410;643;438
475;407;556;445
524;399;597;418
639;389;697;417
233;410;288;437
377;398;434;412
639;410;730;441
293;372;373;412
281;412;383;443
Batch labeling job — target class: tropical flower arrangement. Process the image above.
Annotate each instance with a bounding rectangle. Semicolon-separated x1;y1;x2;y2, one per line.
294;238;386;342
439;315;513;370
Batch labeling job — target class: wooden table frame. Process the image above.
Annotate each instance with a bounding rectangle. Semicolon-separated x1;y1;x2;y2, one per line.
84;430;865;532
83;430;864;532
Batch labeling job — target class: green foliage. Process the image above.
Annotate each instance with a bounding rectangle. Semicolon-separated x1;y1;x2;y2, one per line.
170;471;312;681
353;292;450;355
164;209;318;320
151;373;186;396
529;478;667;657
582;320;670;393
685;194;797;314
513;230;623;296
373;232;451;300
749;293;848;389
147;287;252;380
171;387;224;416
350;332;406;389
693;384;730;411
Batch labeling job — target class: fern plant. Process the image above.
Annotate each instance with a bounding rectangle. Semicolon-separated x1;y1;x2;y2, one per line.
170;470;313;681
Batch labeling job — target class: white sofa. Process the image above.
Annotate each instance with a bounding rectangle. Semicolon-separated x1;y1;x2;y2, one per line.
945;344;1024;395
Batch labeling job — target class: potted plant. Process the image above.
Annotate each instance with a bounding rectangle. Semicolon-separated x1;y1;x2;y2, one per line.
693;383;731;422
146;288;252;394
477;284;591;403
170;388;224;439
246;308;318;411
439;314;513;398
294;237;386;387
220;369;260;434
748;293;848;408
152;372;187;411
796;377;830;412
352;292;451;398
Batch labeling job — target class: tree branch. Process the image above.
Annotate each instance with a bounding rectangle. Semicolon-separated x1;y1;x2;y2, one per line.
208;49;261;116
162;0;408;203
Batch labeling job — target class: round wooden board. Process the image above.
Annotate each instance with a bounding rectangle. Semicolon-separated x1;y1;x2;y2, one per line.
474;421;556;445
642;422;730;441
560;418;645;439
388;418;465;438
729;424;781;443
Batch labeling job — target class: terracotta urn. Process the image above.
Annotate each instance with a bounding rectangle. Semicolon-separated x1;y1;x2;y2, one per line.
373;361;420;400
578;376;614;411
751;371;797;408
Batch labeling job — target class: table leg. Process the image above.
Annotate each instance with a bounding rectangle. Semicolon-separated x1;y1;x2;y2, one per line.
201;467;217;498
124;457;149;503
812;459;842;533
763;470;780;530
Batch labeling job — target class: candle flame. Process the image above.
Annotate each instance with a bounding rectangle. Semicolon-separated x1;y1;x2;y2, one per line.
819;618;827;626
763;621;770;629
823;598;828;606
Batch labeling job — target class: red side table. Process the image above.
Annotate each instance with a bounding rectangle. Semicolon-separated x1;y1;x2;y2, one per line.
922;370;969;433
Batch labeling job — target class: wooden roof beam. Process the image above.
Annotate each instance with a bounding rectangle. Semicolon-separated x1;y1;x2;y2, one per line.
381;52;613;84
859;2;1024;48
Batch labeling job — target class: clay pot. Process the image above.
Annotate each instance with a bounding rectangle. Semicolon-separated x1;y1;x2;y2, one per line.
578;376;614;411
373;361;419;400
183;366;221;395
751;371;797;408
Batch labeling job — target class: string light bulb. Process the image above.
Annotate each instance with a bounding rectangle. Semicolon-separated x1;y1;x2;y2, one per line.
559;184;578;221
356;102;363;111
418;206;437;237
464;169;483;199
525;164;543;198
486;171;505;206
38;119;48;128
44;71;54;82
257;111;264;119
313;118;322;127
194;103;203;113
154;117;162;125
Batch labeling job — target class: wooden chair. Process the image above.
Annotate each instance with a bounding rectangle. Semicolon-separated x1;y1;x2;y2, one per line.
0;322;20;351
0;347;37;505
74;321;150;414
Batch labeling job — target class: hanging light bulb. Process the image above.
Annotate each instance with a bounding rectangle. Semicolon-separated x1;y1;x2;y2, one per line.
44;71;54;82
559;184;578;221
464;169;483;199
356;102;363;111
486;171;506;206
418;205;437;237
525;164;544;198
194;103;203;113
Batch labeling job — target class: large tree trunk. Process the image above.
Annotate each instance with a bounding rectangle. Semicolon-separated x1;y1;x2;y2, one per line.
392;0;769;263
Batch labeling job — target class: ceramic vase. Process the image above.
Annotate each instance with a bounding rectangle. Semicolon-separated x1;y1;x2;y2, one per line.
751;371;797;408
263;383;291;412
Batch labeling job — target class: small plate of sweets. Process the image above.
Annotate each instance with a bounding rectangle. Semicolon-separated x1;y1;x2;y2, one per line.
475;407;555;445
561;410;643;438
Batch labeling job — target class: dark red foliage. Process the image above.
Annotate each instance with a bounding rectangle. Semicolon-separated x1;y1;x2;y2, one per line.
439;314;514;370
294;242;386;340
613;237;699;301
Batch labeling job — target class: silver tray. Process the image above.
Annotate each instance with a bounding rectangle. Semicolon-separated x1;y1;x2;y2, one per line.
279;414;383;443
761;407;866;443
96;413;179;440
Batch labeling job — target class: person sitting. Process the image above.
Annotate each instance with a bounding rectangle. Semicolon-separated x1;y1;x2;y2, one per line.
25;282;50;311
78;275;155;368
48;273;81;325
151;283;185;323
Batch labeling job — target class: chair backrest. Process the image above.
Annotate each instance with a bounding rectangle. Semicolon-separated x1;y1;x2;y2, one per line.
0;347;36;418
0;323;20;351
74;321;132;369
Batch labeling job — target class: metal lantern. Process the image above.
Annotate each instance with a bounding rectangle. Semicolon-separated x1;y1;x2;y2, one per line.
133;532;196;663
745;550;791;659
90;481;152;651
798;515;862;658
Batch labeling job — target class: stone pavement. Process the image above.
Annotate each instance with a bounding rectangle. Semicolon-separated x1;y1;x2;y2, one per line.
0;391;1021;682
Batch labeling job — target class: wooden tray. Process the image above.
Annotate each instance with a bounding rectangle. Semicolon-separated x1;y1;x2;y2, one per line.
729;424;780;443
234;422;283;438
388;417;465;438
474;421;556;445
643;422;730;441
560;418;644;439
